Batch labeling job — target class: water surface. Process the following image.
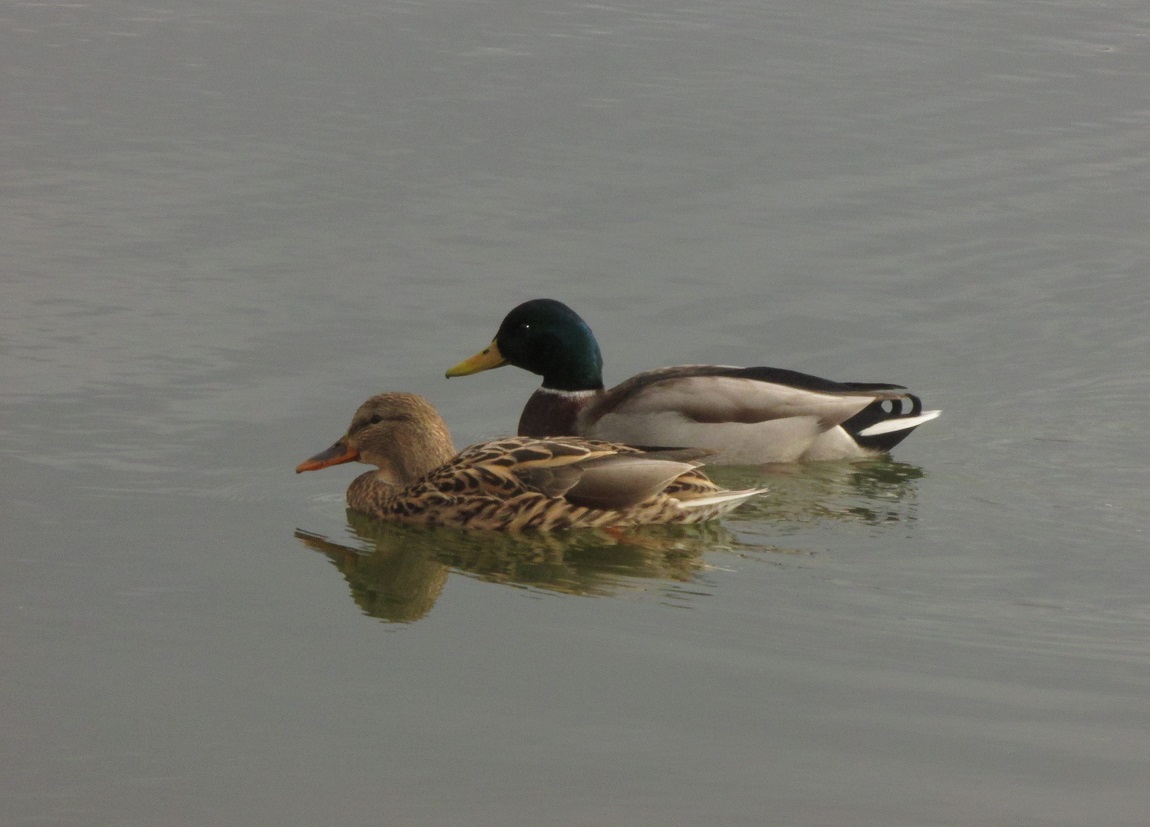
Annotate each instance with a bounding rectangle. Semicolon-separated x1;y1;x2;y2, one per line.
4;1;1149;824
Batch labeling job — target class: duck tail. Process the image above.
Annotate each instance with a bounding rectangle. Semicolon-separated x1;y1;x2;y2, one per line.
679;487;767;519
843;394;942;452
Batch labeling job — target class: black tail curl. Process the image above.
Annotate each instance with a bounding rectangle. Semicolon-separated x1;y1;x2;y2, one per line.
842;393;926;453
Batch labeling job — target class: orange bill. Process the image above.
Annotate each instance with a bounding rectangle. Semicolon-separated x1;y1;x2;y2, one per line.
295;438;359;473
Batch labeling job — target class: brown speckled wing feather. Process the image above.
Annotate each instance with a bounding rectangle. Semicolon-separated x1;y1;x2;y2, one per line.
351;436;757;530
309;392;764;530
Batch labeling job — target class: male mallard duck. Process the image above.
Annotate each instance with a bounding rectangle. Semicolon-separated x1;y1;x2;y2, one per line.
296;392;764;530
446;299;941;464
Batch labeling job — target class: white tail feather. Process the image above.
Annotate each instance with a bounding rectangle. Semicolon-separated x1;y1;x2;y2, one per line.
681;488;767;511
857;409;942;437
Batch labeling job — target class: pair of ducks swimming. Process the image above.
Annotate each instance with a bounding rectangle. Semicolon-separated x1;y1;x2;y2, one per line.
297;299;941;531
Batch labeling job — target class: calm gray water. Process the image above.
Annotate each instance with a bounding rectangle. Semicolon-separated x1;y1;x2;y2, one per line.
4;1;1149;824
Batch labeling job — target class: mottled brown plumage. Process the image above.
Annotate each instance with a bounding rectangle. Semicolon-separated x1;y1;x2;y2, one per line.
296;392;764;531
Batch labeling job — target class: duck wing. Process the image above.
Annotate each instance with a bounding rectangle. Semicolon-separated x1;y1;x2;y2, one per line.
594;365;907;428
484;437;698;509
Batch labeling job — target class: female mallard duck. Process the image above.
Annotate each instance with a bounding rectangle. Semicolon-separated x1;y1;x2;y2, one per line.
446;298;941;464
296;392;764;531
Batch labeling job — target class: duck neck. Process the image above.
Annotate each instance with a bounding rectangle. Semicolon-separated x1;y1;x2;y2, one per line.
518;388;598;438
529;324;605;392
538;351;604;392
347;470;398;516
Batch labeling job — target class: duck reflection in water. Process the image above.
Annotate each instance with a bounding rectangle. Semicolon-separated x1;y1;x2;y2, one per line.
708;459;927;527
295;510;743;623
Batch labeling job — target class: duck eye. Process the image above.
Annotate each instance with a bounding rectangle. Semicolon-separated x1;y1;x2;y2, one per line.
369;413;384;425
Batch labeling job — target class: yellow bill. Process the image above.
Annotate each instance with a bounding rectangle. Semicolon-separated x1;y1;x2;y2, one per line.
445;341;507;377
